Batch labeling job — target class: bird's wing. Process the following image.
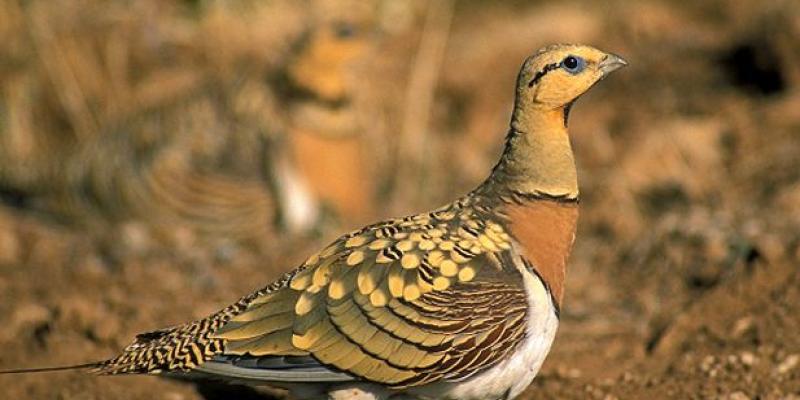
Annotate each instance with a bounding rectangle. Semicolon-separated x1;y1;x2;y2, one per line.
211;202;531;388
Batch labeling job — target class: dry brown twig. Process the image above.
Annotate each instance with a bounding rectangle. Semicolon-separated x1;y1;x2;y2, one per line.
392;0;454;207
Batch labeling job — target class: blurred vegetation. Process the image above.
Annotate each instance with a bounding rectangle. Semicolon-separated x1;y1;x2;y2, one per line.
0;0;799;399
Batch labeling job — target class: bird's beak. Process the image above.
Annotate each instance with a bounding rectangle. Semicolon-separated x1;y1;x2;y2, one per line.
598;53;628;76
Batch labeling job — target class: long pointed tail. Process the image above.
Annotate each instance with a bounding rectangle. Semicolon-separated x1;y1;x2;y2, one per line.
0;362;100;374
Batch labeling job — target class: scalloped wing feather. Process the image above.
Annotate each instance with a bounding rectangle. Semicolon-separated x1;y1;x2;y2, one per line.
211;198;530;388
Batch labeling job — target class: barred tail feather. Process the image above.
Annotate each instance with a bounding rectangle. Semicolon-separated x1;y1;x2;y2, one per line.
91;315;232;375
92;274;298;375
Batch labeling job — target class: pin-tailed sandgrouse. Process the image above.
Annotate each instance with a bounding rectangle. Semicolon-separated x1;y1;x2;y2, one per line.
1;44;627;400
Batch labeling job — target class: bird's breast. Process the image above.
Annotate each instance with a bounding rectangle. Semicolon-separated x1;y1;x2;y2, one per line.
503;200;579;308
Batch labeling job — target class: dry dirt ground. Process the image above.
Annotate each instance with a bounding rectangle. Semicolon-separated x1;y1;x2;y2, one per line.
1;1;799;399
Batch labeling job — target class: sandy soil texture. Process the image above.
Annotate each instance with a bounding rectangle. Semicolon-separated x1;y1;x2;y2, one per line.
1;1;799;399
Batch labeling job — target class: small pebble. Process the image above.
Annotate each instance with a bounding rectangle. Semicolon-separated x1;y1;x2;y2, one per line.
776;354;799;375
701;355;716;372
731;316;754;338
0;228;20;264
163;392;187;400
724;391;750;400
740;351;757;367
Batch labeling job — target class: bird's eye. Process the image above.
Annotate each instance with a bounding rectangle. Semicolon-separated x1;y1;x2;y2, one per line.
334;22;358;39
561;55;585;74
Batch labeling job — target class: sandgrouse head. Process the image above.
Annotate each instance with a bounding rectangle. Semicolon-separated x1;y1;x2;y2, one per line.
515;44;627;110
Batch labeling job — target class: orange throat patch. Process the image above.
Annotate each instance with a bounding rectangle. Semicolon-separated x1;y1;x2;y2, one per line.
504;200;579;308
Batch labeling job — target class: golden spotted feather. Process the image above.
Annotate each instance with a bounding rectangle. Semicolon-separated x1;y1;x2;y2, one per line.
212;195;528;387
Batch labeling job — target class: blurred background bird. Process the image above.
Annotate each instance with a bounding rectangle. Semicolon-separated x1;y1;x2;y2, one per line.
0;0;799;399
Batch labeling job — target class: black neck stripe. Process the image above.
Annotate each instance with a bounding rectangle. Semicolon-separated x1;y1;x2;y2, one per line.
527;62;560;87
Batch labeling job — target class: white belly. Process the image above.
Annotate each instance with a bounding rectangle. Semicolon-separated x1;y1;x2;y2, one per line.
409;268;559;400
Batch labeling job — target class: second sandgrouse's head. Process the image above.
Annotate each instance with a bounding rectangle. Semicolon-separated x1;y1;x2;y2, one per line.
514;44;627;112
